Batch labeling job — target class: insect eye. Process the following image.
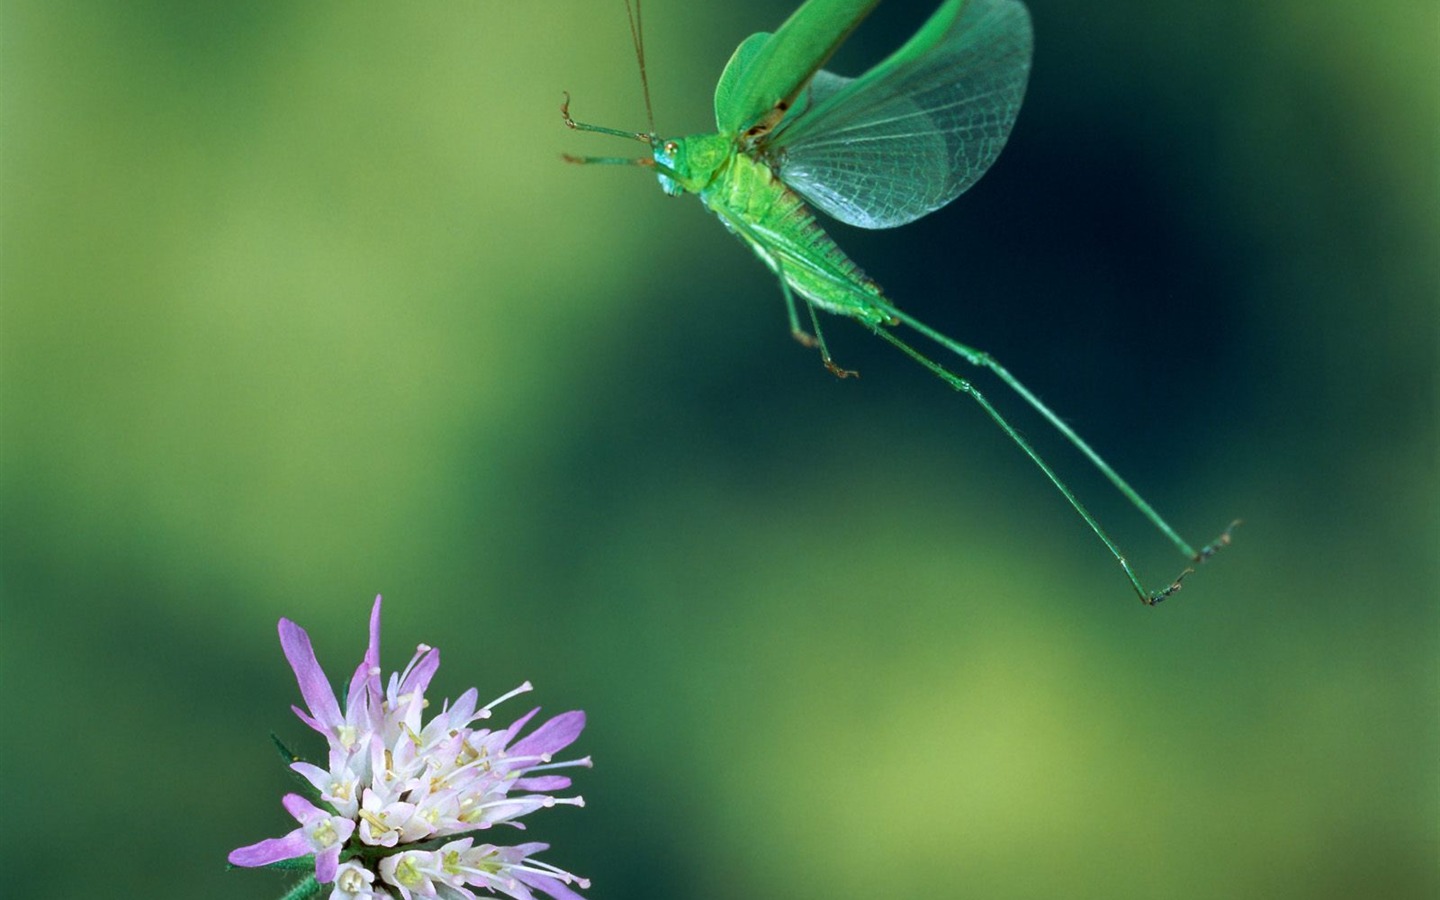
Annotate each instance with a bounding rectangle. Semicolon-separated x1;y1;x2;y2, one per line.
664;141;678;154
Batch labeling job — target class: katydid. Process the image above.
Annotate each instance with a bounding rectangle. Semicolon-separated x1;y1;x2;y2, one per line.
562;0;1237;604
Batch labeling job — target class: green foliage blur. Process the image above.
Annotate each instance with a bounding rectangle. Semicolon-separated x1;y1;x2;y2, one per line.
2;1;1435;897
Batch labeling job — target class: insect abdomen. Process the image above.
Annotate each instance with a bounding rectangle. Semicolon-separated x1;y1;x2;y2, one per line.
706;154;890;323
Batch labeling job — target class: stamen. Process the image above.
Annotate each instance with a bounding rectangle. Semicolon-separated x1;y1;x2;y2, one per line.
393;644;433;693
491;752;552;769
511;857;591;888
359;809;389;831
524;755;594;773
482;681;533;715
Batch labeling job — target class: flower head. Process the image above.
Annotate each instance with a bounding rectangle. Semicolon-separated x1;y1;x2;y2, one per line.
230;596;591;900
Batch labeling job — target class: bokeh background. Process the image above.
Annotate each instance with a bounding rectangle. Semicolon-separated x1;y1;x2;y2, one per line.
3;0;1435;897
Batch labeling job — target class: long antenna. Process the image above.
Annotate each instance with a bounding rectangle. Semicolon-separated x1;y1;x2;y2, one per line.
625;0;657;136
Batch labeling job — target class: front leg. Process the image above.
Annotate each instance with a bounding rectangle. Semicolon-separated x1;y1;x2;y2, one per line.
781;276;857;379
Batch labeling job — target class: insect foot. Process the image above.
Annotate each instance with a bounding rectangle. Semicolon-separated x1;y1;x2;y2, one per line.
1146;568;1195;605
1194;519;1243;563
1145;520;1242;605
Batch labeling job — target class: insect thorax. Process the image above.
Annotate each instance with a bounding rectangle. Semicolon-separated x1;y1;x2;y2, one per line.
652;133;731;197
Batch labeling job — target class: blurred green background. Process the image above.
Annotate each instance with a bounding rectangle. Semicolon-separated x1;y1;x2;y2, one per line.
3;0;1435;897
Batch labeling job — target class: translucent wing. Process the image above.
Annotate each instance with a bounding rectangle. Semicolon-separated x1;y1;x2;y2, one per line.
775;69;854;128
770;0;1033;229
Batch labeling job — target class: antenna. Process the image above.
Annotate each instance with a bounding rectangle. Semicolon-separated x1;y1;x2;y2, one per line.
625;0;657;136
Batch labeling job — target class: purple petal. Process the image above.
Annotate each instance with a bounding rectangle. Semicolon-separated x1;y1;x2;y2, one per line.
227;831;310;867
281;793;322;821
347;595;385;712
510;711;586;759
499;707;541;746
515;869;587;900
291;761;331;794
314;843;342;883
511;775;571;792
289;704;323;734
389;648;436;703
444;688;479;725
279;619;342;733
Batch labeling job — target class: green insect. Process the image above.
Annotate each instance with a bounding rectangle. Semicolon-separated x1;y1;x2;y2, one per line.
563;0;1237;604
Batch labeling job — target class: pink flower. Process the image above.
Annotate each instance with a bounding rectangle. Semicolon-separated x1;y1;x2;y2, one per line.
229;596;591;899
